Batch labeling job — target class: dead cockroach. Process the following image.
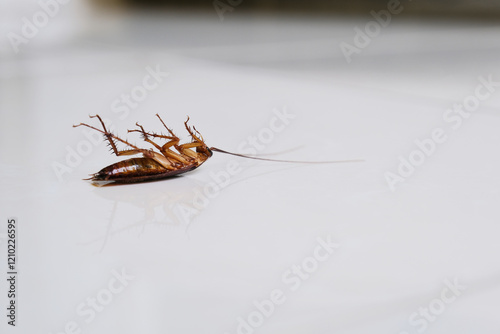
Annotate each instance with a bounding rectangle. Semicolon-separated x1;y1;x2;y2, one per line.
73;114;362;186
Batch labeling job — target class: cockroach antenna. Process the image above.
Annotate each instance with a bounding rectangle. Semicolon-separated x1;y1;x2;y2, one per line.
209;147;364;164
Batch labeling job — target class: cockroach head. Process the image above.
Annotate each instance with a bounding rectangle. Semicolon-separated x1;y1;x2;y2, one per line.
194;135;213;158
184;117;212;158
204;146;213;157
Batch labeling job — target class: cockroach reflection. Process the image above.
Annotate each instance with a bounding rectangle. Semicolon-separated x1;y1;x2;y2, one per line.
73;114;362;186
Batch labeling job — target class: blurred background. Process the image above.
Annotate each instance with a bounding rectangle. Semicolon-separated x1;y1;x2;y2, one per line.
93;0;500;17
2;0;500;101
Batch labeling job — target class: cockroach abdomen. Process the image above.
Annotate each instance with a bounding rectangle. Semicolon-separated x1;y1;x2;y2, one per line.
89;157;198;185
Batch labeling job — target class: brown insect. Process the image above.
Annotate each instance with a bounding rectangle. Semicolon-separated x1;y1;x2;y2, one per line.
74;114;362;186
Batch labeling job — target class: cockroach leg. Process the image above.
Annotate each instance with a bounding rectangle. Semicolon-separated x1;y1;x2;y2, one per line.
155;113;177;138
183;116;204;143
151;115;204;160
129;123;182;167
159;139;194;165
74;117;176;170
130;122;165;153
129;123;192;165
175;141;205;160
73;115;142;156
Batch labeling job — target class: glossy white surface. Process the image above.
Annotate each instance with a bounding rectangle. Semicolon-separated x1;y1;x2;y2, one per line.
1;11;500;334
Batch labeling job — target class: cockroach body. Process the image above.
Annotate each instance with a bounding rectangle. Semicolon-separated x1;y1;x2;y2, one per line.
74;114;213;186
74;114;362;186
91;158;198;184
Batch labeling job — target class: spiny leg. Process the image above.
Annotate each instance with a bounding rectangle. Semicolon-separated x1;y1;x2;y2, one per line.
73;115;174;170
154;114;193;157
128;130;179;150
129;123;192;165
175;142;205;160
154;114;204;156
129;113;182;151
142;133;199;162
156;114;177;138
73;115;143;156
143;131;198;164
129;122;165;153
184;116;204;143
179;116;211;160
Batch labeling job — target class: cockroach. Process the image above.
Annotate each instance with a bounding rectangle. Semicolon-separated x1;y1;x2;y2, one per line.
73;114;362;186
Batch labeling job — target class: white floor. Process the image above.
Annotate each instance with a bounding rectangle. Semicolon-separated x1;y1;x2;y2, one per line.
1;10;500;334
